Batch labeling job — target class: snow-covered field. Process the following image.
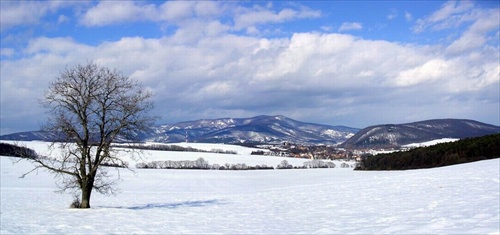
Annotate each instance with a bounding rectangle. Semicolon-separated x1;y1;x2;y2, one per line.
403;138;460;148
1;141;499;234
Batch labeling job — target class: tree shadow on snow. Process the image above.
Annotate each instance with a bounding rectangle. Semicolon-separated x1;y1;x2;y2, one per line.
98;199;226;210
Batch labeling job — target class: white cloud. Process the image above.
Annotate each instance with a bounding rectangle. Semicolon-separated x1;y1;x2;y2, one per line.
338;22;362;32
78;1;320;34
387;9;398;20
394;59;452;86
157;1;196;22
406;0;500;76
25;37;92;55
80;1;157;26
2;30;498;132
57;15;69;24
405;11;413;21
413;1;475;33
0;48;15;57
80;1;227;27
1;1;498;133
0;1;72;31
320;26;333;32
5;29;499;121
233;6;320;30
446;9;500;54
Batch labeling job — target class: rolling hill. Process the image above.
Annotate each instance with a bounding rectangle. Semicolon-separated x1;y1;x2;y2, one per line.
0;115;359;145
144;115;358;144
340;119;500;149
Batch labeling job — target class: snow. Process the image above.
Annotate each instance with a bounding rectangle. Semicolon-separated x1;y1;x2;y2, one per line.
143;142;266;155
403;138;460;148
345;132;355;139
168;126;180;131
1;141;499;234
322;129;342;137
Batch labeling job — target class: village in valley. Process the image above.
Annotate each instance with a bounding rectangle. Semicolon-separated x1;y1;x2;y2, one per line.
251;142;375;163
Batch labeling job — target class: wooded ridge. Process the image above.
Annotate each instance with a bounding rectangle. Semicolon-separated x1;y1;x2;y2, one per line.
355;134;500;170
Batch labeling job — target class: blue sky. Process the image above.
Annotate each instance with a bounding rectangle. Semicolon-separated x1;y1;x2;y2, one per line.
1;1;499;134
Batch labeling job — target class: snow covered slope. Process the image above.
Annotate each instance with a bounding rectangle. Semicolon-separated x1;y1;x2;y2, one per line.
1;141;499;234
1;141;347;168
403;138;460;148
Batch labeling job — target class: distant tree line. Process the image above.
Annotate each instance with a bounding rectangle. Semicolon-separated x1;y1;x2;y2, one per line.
300;160;336;169
355;134;500;170
275;159;338;169
118;144;237;154
251;150;265;155
136;158;340;170
0;143;38;159
136;158;274;170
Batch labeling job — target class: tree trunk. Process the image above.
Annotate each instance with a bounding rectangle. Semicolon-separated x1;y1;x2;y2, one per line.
80;186;92;208
80;177;94;209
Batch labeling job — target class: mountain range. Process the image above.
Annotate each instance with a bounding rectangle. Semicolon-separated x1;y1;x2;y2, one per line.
143;115;358;145
340;119;500;149
1;116;499;148
0;115;359;145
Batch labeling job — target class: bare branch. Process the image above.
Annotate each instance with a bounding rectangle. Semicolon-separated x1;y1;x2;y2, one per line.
27;61;157;208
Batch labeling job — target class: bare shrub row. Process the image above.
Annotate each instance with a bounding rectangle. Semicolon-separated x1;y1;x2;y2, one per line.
136;158;344;170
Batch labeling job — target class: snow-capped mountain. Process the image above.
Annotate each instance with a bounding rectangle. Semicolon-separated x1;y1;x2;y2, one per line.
340;119;500;149
145;115;358;145
0;115;359;145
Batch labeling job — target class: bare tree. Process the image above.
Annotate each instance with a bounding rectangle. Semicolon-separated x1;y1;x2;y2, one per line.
24;62;156;208
277;159;292;169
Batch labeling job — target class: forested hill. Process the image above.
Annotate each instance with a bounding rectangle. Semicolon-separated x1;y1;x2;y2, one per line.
355;134;500;171
341;119;500;149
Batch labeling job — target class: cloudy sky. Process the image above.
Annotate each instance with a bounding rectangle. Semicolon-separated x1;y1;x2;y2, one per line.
1;1;499;134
